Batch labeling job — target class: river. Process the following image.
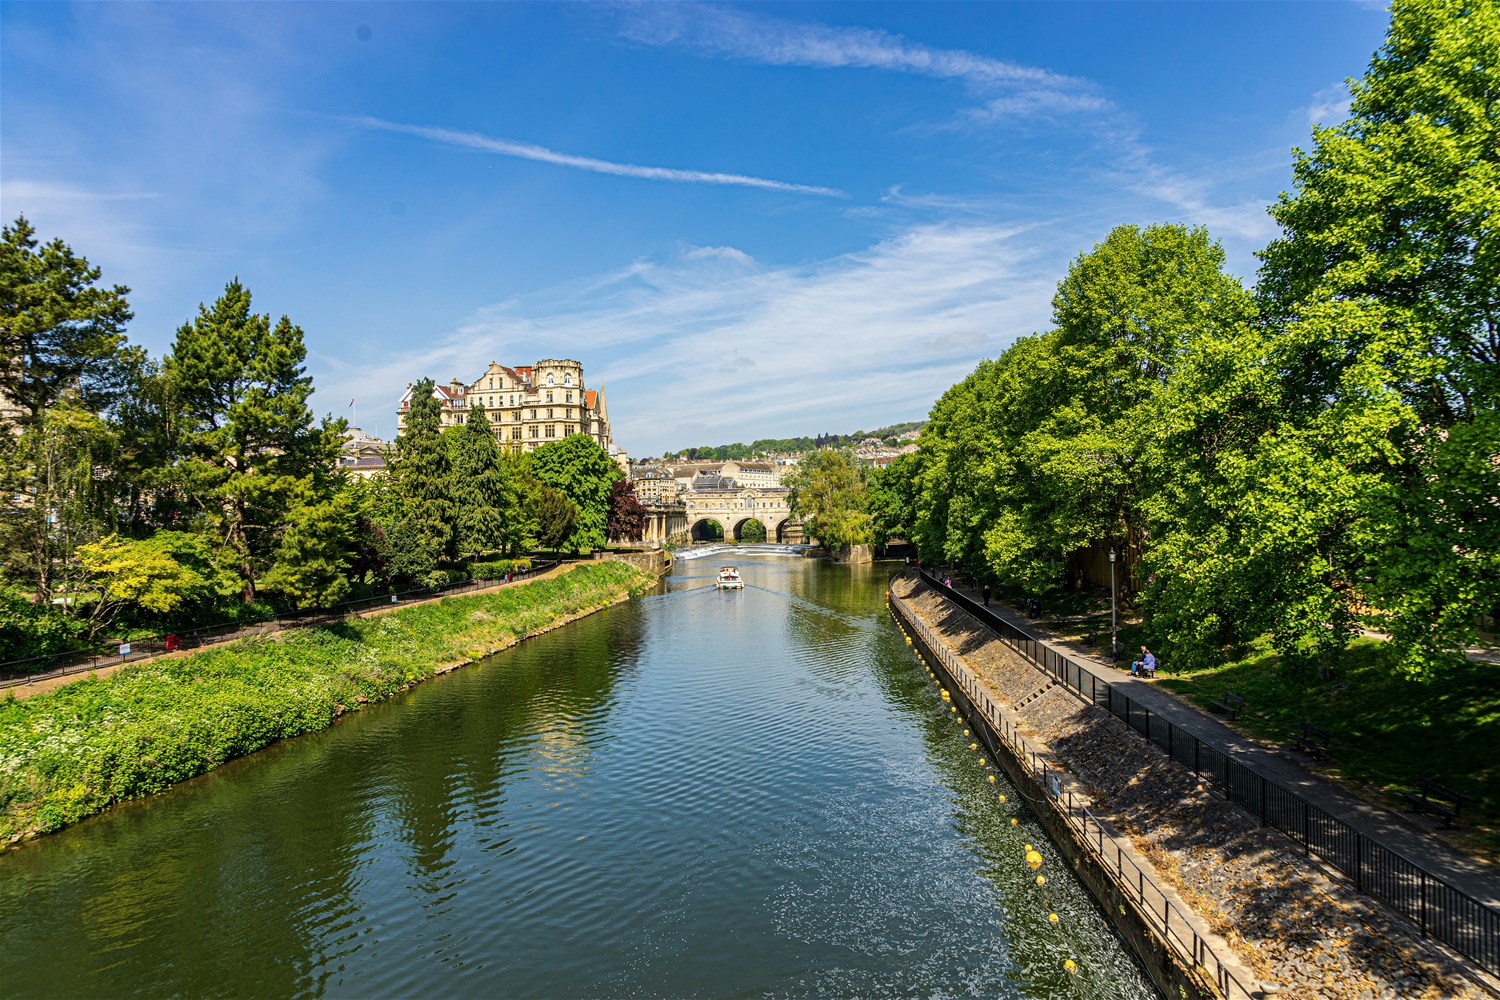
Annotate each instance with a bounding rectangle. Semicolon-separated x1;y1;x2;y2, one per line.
0;551;1156;998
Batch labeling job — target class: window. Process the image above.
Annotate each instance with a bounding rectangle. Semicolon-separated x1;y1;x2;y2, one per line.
547;373;555;386
546;408;553;419
529;426;538;438
529;409;536;419
488;396;493;408
546;391;553;403
565;391;572;403
564;373;573;386
546;424;556;438
511;427;520;440
488;378;494;390
513;410;520;421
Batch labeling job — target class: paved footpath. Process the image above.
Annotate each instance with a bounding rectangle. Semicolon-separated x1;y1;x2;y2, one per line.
5;564;577;702
938;576;1500;910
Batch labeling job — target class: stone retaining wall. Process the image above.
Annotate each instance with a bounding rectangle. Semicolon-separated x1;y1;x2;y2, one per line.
892;573;1486;1000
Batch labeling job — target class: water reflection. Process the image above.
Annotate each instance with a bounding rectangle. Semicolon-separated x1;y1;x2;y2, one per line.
0;556;1155;998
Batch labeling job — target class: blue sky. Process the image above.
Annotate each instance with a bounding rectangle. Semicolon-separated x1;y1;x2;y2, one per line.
1;2;1389;456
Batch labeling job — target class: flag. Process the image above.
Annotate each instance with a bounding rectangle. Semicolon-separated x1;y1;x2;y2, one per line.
348;398;355;407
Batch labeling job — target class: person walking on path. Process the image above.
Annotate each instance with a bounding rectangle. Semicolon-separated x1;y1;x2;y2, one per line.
981;583;991;605
1130;645;1157;677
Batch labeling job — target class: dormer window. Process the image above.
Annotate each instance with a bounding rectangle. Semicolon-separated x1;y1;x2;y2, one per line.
564;373;573;386
547;373;555;386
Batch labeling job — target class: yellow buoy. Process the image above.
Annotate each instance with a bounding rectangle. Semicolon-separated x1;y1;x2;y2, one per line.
969;742;977;750
987;774;996;784
1025;849;1043;870
1048;913;1059;925
1035;875;1046;887
1010;817;1019;826
997;794;1006;803
1063;958;1076;974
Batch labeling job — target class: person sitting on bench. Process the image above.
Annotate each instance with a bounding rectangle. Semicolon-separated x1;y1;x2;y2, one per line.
1131;646;1157;677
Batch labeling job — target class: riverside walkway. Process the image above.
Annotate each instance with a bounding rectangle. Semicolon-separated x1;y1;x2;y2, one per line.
3;562;574;702
934;575;1500;914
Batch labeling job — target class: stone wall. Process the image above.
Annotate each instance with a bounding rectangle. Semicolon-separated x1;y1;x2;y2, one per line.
593;549;669;578
891;573;1485;1000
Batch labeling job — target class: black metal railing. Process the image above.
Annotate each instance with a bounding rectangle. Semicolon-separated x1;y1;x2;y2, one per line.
0;561;560;688
913;568;1499;975
889;586;1256;999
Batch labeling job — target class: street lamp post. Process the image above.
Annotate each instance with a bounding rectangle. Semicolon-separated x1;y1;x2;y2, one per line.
1108;547;1117;664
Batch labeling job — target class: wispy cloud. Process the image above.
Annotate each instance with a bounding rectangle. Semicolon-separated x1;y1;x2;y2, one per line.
351;116;846;197
611;4;1109;121
316;222;1060;450
1305;81;1352;128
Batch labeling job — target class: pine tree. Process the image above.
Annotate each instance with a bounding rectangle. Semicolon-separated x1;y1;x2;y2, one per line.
164;279;342;604
447;408;507;557
383;378;453;581
0;216;134;431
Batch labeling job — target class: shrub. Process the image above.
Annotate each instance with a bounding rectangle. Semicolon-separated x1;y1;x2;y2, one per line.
0;590;88;663
469;561;510;580
422;568;470;589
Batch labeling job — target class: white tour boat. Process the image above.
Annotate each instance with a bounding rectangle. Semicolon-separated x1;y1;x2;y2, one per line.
716;566;744;590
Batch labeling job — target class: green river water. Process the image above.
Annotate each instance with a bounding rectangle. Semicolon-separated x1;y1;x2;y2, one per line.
0;551;1156;998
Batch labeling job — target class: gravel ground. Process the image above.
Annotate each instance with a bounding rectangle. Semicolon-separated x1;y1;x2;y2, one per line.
896;578;1486;1000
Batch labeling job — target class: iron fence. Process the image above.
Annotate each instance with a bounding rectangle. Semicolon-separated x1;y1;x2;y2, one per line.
1;561;560;688
914;568;1499;976
889;585;1256;999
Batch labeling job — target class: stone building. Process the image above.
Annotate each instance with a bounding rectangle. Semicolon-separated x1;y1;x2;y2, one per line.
397;358;621;462
630;467;680;503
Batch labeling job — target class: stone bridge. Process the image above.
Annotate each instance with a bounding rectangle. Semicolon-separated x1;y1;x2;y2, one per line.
684;487;803;543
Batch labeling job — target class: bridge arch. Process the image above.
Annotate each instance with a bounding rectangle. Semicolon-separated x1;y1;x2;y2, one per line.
731;517;766;542
690;517;725;542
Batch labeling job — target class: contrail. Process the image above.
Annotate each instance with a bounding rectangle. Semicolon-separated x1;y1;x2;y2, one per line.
351;116;847;198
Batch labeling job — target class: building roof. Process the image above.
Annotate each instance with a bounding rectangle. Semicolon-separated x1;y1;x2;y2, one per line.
584;389;598;409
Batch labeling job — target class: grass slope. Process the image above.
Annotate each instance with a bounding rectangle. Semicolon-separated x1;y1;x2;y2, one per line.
0;561;654;844
1155;637;1500;857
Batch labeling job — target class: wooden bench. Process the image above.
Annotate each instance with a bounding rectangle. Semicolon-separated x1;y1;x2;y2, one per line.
1400;777;1469;828
1295;722;1332;758
1208;690;1245;720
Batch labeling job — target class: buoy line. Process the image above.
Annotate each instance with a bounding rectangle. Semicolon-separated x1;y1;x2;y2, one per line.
887;597;1085;990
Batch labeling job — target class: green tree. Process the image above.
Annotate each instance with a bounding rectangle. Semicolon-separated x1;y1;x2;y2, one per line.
0;216;134;432
261;488;359;609
382;378;453;581
77;531;230;637
866;453;919;547
1250;0;1500;672
163;279;343;603
534;484;578;551
0;397;119;602
496;452;540;555
447;408;508;556
785;449;872;550
530;434;619;553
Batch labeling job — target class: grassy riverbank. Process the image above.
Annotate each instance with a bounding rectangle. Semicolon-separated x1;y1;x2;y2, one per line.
0;561;655;845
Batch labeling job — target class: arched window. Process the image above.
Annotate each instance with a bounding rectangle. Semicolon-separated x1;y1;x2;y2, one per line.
564;373;573;386
547;373;555;386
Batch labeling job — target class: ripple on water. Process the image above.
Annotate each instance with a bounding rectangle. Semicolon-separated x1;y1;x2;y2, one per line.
0;556;1157;1000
